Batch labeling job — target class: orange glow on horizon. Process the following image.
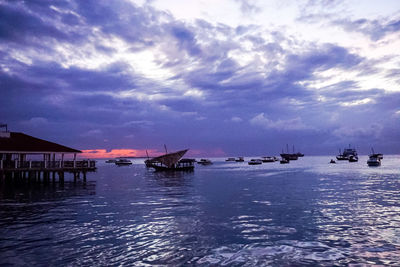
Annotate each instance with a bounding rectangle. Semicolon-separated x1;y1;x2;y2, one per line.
80;149;160;159
79;147;226;158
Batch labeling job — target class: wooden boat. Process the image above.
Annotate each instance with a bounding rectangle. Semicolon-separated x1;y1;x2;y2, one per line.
225;157;236;162
330;159;336;164
248;159;262;165
115;159;132;165
145;149;195;171
235;157;244;162
280;144;299;160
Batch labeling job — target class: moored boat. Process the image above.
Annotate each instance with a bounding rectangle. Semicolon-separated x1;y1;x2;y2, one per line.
248;159;262;165
261;156;275;163
145;149;195;171
198;159;213;165
280;144;299;160
367;148;382;166
235;157;245;162
115;159;132;165
367;156;381;166
226;157;236;162
348;155;358;162
280;158;289;164
336;145;358;161
105;159;116;163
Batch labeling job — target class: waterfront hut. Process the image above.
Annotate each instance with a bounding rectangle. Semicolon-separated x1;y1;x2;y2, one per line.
0;126;96;182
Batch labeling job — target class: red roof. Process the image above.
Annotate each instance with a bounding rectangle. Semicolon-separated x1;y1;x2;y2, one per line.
0;132;81;153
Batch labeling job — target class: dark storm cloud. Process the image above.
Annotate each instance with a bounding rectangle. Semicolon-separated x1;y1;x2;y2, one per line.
0;3;67;42
1;0;399;154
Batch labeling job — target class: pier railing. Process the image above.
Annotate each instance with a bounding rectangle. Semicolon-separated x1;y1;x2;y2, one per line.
0;160;96;170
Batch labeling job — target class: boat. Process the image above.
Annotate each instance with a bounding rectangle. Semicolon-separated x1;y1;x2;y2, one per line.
235;157;245;162
280;144;299;160
280;158;289;164
145;149;195;171
330;159;336;164
248;159;262;165
336;145;358;161
115;159;132;165
367;148;383;166
225;157;236;162
105;159;116;163
197;159;213;165
296;152;304;157
348;155;358;162
369;148;383;160
367;156;381;166
261;156;275;163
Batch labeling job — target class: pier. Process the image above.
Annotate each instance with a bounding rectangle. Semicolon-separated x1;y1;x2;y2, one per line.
0;127;96;184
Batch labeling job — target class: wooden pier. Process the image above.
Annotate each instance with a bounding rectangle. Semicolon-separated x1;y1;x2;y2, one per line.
0;159;96;184
0;127;96;185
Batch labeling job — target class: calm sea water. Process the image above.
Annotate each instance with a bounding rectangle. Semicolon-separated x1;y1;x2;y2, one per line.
1;156;400;266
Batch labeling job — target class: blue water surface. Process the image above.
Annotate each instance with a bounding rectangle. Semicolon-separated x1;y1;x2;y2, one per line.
1;156;400;266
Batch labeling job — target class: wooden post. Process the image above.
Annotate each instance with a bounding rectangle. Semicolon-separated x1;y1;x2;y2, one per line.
73;153;76;168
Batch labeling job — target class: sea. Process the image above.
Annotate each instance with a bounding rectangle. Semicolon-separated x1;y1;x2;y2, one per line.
1;156;400;266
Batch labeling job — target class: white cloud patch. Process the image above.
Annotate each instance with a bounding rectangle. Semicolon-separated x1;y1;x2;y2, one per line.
250;113;309;131
231;116;243;122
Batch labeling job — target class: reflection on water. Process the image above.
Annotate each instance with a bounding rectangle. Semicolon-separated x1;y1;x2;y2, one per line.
1;156;400;265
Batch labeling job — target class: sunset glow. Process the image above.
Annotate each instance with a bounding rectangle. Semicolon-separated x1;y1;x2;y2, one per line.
80;149;160;159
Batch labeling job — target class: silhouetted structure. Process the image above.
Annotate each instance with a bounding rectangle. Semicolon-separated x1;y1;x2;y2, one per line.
0;126;96;184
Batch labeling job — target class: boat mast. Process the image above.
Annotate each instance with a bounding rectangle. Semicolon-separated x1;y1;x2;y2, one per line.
164;144;168;154
146;150;149;160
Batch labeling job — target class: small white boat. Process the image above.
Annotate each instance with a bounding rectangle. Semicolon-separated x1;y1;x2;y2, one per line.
261;156;275;163
235;157;245;162
225;157;236;162
248;159;262;165
280;158;289;164
115;159;132;166
197;159;213;165
348;155;358;162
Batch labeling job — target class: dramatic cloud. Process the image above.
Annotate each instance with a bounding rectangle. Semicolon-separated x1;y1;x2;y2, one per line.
1;0;399;156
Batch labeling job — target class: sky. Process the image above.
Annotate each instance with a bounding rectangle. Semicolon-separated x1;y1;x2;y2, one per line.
1;0;400;157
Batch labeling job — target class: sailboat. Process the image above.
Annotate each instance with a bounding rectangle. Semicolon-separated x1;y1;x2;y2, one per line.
145;148;195;171
280;144;299;160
